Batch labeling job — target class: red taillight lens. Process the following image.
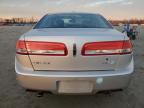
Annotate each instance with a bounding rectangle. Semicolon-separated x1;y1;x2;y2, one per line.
16;40;28;54
16;40;68;56
82;40;132;56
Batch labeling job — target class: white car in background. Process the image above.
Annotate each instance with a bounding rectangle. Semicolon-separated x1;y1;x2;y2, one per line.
15;13;134;94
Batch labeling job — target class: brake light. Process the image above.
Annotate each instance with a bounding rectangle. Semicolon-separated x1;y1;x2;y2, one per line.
16;40;68;56
16;40;28;54
82;40;132;56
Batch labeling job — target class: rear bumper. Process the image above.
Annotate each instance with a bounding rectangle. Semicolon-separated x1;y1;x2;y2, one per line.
15;59;134;94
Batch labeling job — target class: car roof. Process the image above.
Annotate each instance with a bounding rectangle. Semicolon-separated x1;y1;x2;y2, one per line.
45;12;101;16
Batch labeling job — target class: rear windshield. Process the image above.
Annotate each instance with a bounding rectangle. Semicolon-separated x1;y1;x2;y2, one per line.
34;13;113;29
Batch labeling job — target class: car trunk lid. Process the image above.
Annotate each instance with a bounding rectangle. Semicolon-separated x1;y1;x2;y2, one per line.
23;28;131;71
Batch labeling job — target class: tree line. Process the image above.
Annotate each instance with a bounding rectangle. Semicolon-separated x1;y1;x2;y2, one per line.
0;17;37;25
0;17;144;26
109;19;144;26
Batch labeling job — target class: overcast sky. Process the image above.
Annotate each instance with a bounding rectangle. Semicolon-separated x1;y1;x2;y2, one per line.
0;0;143;19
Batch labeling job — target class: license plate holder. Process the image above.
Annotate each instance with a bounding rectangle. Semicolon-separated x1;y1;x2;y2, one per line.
58;81;93;94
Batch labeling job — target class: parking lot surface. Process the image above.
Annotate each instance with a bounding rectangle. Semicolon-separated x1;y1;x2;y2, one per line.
0;26;144;108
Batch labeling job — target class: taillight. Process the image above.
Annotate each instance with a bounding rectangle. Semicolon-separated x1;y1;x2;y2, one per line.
16;40;28;54
16;40;68;56
82;40;132;56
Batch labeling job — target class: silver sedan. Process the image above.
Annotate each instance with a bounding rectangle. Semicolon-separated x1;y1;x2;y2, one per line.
15;13;134;94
